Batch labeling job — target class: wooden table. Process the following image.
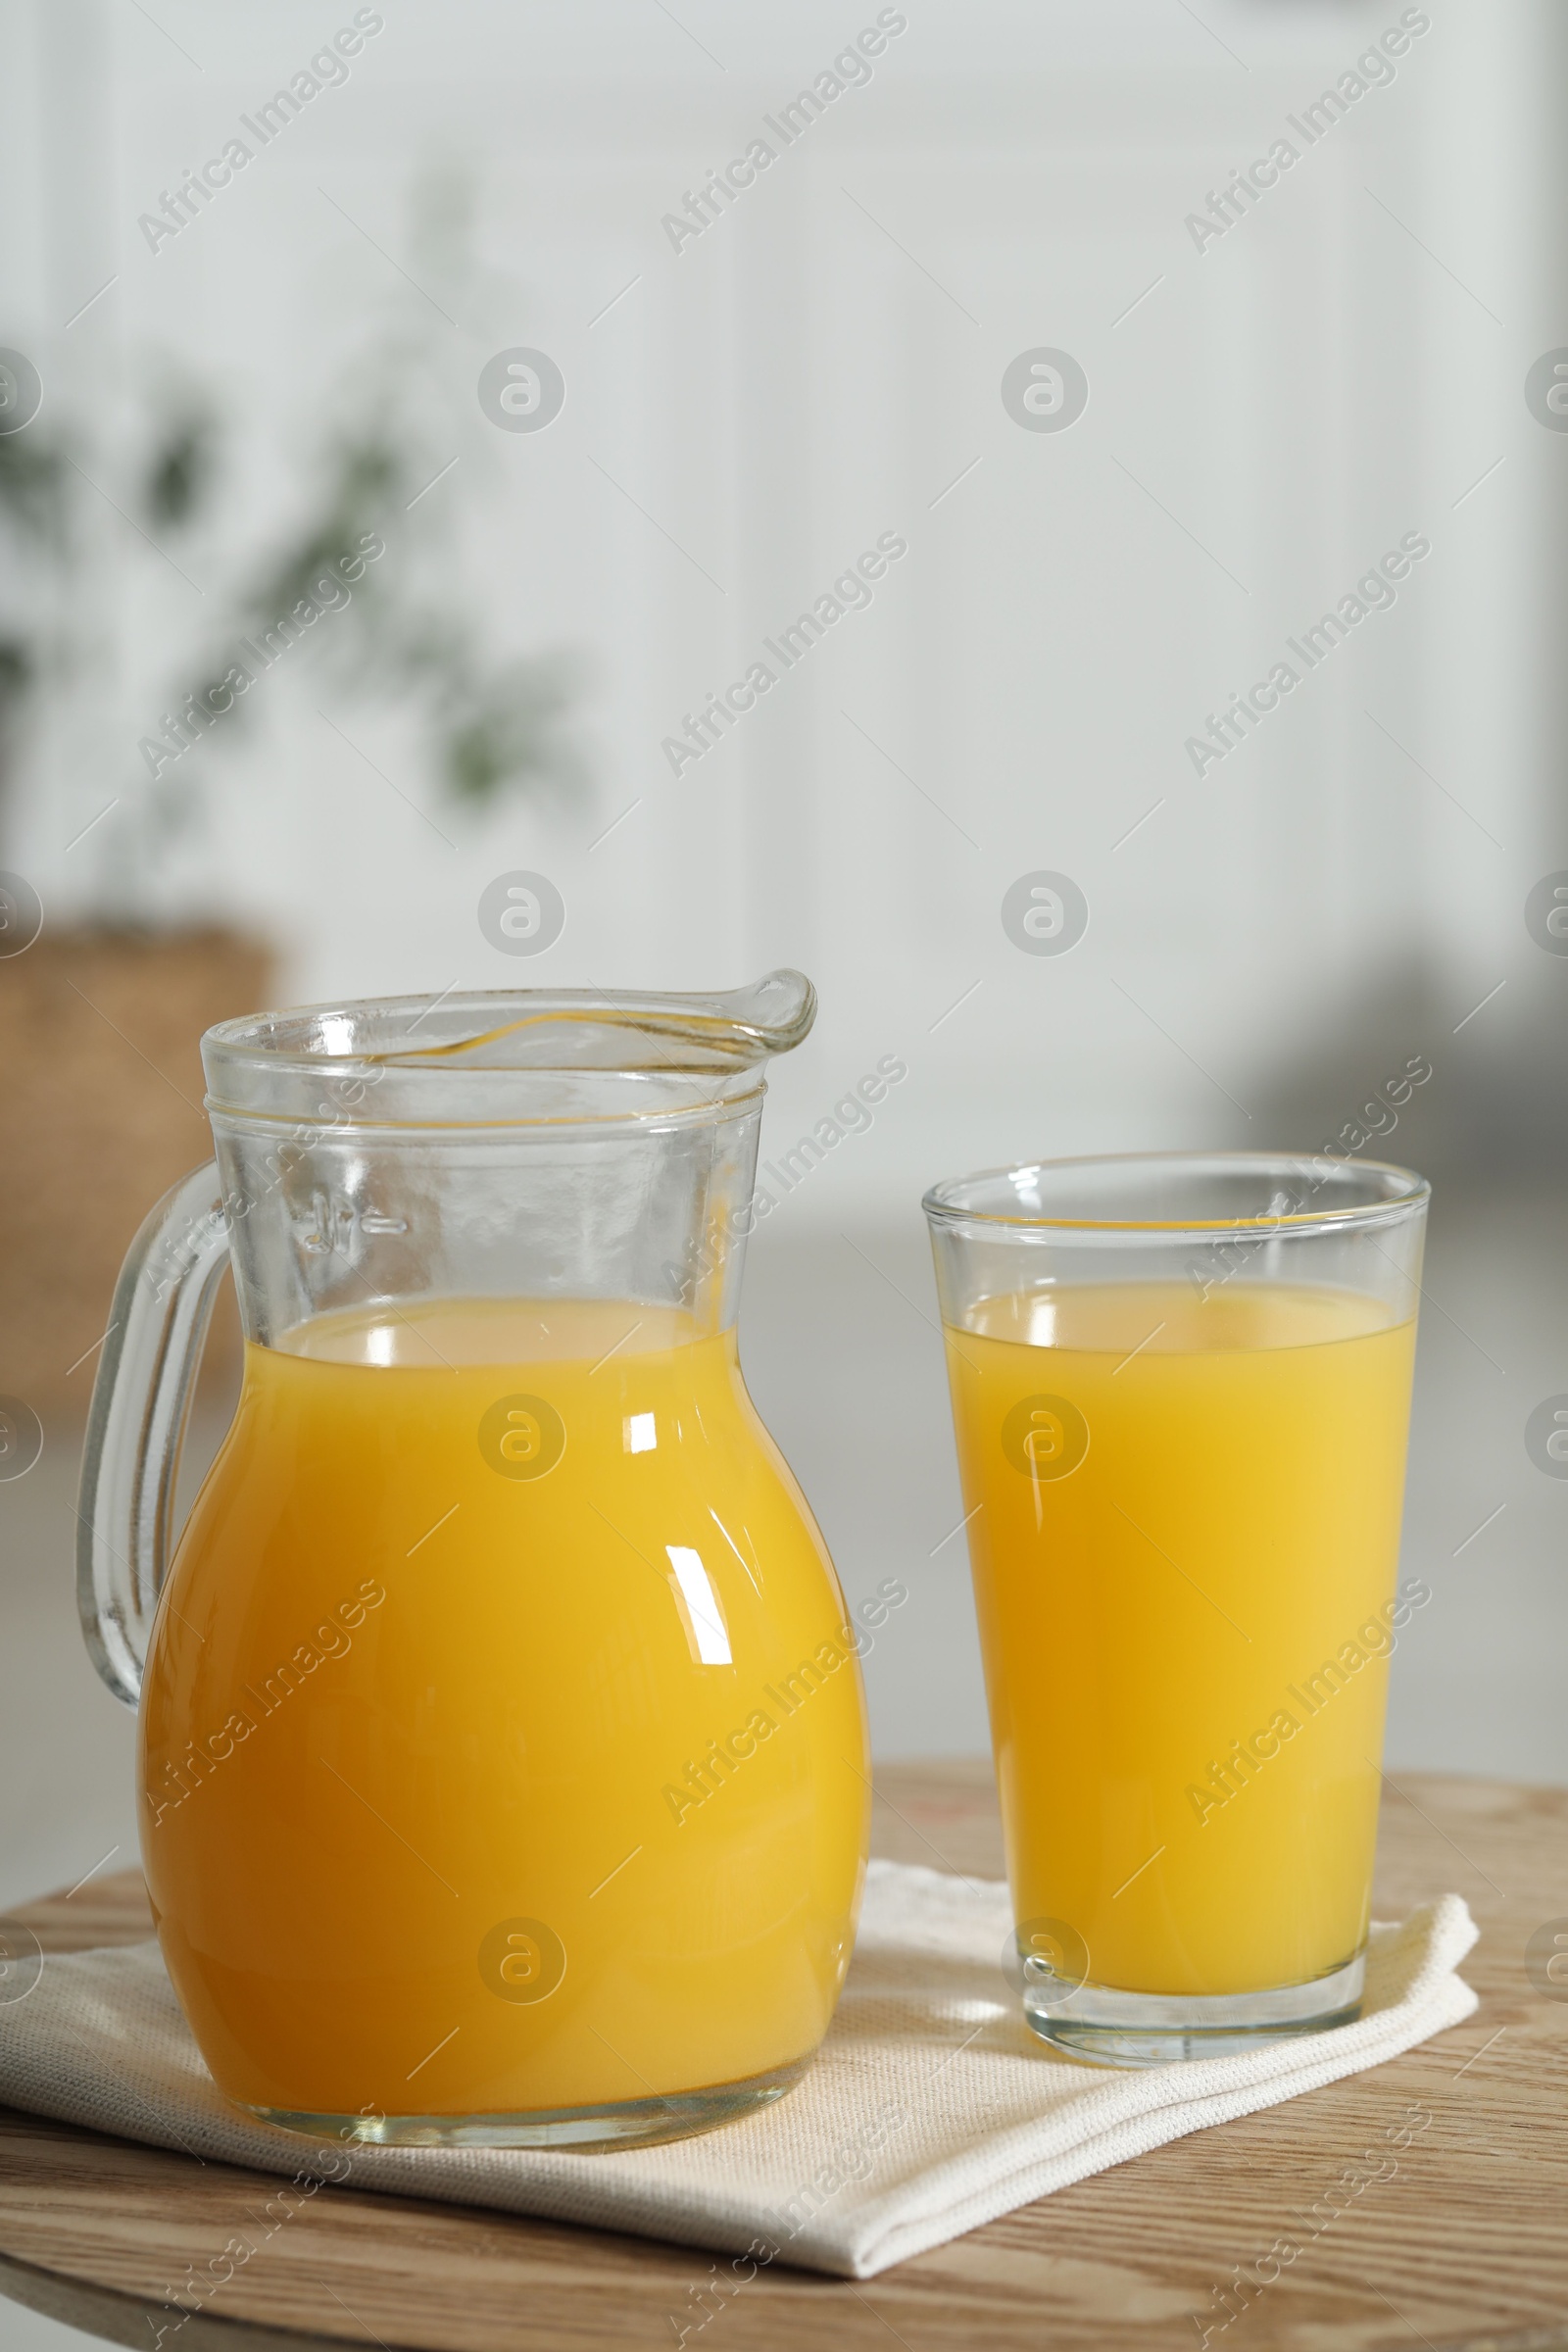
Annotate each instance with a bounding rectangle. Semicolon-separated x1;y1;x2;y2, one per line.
1;1763;1564;2351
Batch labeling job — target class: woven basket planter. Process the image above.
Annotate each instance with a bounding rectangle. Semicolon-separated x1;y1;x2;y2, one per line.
0;928;272;1420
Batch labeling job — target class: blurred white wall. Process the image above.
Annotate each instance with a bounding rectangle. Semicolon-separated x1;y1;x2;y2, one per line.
2;0;1562;1223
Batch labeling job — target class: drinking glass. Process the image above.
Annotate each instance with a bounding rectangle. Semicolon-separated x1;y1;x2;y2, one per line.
923;1152;1428;2066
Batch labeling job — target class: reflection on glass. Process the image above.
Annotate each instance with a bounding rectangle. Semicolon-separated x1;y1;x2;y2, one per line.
665;1544;732;1664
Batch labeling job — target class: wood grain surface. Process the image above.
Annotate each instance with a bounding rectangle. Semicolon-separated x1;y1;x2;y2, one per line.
0;1761;1564;2352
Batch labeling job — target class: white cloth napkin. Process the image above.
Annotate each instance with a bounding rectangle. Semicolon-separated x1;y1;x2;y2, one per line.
0;1861;1477;2279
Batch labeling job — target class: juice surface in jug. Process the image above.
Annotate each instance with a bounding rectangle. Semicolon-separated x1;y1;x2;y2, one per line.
139;1296;869;2128
944;1279;1417;1999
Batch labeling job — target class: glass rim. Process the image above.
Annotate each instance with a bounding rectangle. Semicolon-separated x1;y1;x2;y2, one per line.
921;1150;1431;1235
198;975;812;1129
202;972;815;1076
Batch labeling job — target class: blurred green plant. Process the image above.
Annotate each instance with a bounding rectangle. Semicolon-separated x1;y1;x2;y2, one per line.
0;428;70;748
0;207;585;922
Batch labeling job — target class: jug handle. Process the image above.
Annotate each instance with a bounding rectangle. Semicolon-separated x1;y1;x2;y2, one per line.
76;1162;231;1709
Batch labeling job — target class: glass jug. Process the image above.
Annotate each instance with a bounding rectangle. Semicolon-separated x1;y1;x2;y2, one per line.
77;973;870;2148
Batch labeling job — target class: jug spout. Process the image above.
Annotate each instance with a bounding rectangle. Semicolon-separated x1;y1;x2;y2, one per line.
374;968;817;1074
202;970;816;1114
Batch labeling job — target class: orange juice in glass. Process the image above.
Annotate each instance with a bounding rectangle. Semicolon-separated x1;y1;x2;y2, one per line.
138;1298;866;2132
924;1153;1427;2066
